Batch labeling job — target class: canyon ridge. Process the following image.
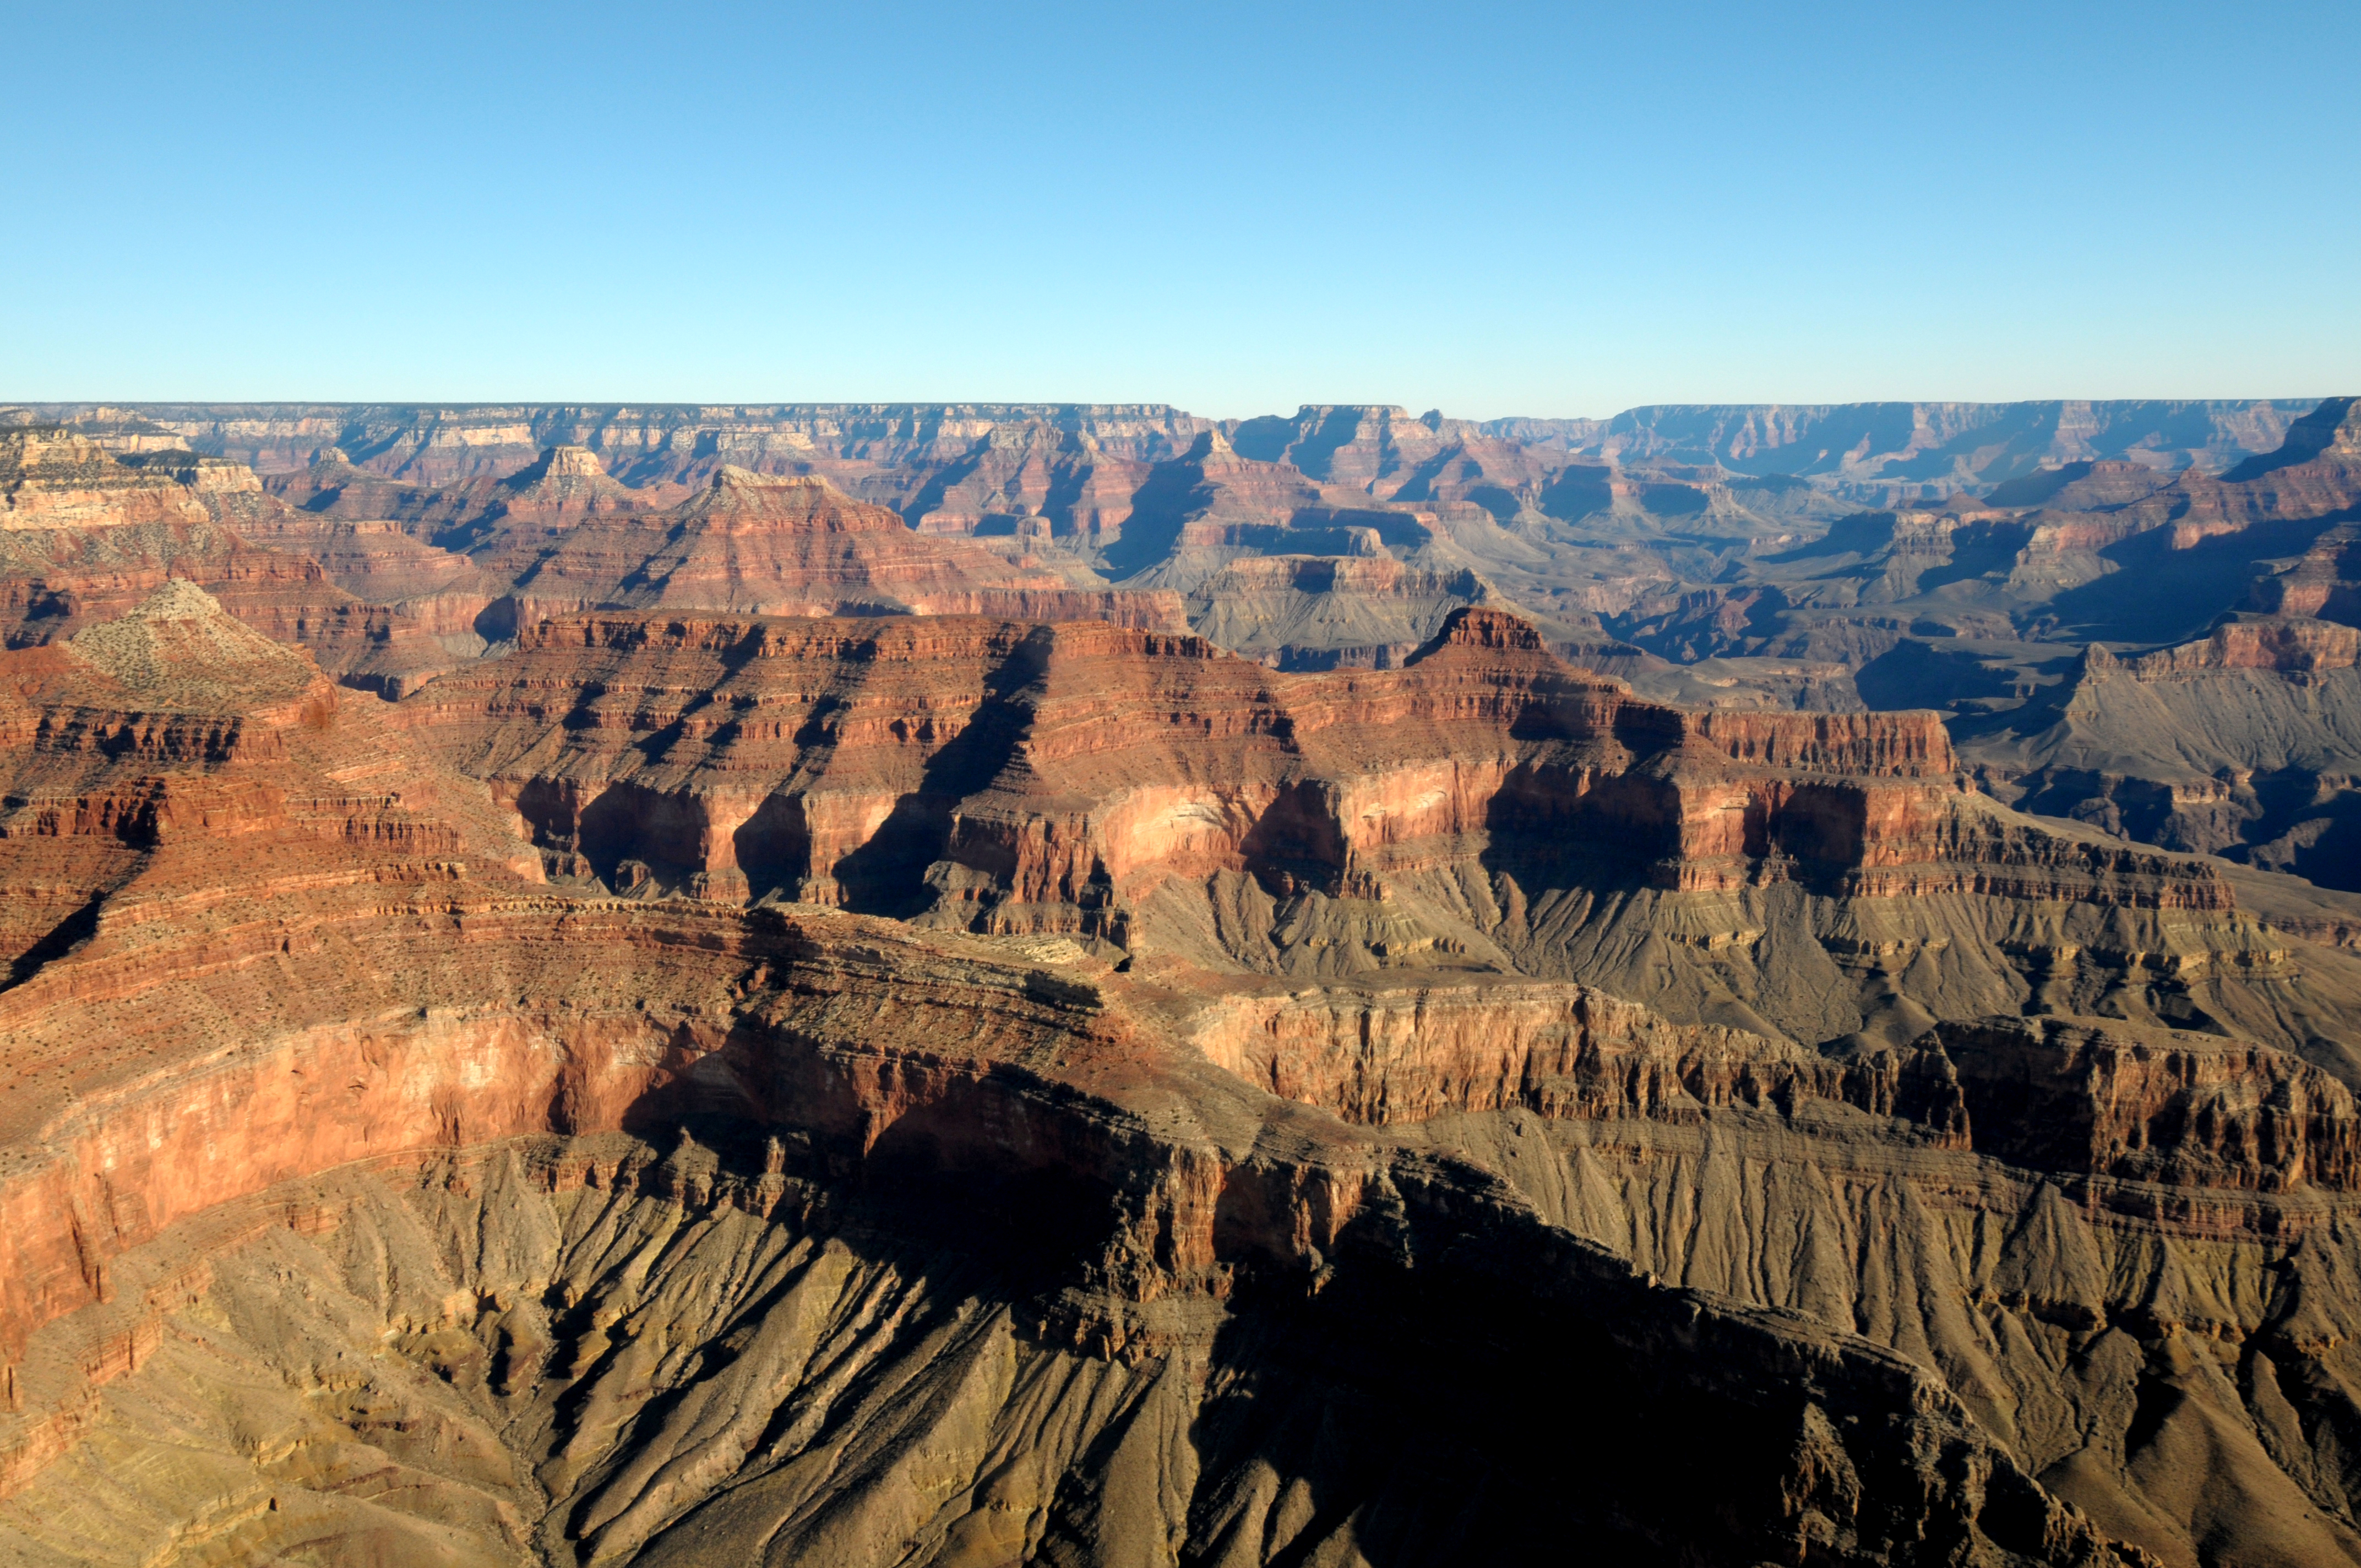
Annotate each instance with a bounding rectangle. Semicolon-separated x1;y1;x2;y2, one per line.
2;396;2360;1566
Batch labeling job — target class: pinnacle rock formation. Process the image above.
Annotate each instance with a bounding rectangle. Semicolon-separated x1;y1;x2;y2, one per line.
484;442;650;524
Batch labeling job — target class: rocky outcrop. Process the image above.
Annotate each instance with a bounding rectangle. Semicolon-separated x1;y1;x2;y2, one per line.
0;522;471;699
55;448;1188;695
1087;425;1448;581
1991;619;2361;891
1908;402;2361;904
2082;618;2360;678
481;442;654;524
34;399;2307;495
2249;523;2361;622
0;428;495;696
263;443;518;526
34;399;2341;716
18;398;2344;687
0;589;2161;1564
1574;400;2315;492
1930;1015;2361;1193
436;602;2196;912
406;603;1996;912
1190;975;1970;1135
2221;395;2361;482
893;418;1141;539
382;601;2361;1081
1;428;218;531
1183;554;1497;670
1192;979;2361;1195
2015;397;2361;570
0;1109;2151;1568
263;440;661;533
472;465;1182;629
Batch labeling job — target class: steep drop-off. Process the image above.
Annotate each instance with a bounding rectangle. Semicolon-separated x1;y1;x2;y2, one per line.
0;584;2172;1566
12;435;2361;1565
399;601;2361;1085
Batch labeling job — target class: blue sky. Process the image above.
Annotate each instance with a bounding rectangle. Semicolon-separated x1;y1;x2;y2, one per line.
2;1;2354;418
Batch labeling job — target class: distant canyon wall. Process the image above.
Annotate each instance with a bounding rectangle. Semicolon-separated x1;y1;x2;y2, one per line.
8;398;2319;493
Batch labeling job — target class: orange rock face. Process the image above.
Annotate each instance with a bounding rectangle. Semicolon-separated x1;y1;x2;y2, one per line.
0;429;477;697
1932;1015;2361;1192
1;429;233;530
6;576;2361;1566
403;602;2232;948
1192;979;2361;1197
2083;616;2360;677
482;464;1180;623
2015;397;2361;565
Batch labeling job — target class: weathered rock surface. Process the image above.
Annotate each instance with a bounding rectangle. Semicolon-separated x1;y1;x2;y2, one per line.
0;588;2167;1564
0;427;491;698
1180;556;1500;670
1974;618;2361;891
399;600;2361;1085
257;445;1186;648
20;397;2341;697
8;406;2361;1566
46;398;2306;503
477;464;1180;629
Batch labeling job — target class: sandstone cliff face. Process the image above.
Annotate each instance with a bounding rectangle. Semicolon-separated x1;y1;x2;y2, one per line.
7;434;1198;703
1929;1015;2361;1192
21;396;2347;693
1990;618;2361;894
1445;1098;2361;1567
8;583;2361;1564
2000;400;2361;603
19;431;2361;1566
391;600;2361;1085
1582;400;2314;491
481;442;666;529
406;602;1947;907
1188;975;1965;1134
1;429;218;531
1182;554;1497;671
37;398;2305;495
0;589;2143;1563
2084;618;2361;678
459;462;1183;631
1178;966;2361;1565
2249;523;2361;622
144;402;1214;488
0;431;488;698
1193;976;2360;1196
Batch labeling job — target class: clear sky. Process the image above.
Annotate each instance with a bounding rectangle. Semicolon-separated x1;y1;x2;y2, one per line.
2;1;2354;419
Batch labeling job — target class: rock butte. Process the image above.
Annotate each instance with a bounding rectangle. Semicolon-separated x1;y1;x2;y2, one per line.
0;396;2357;1564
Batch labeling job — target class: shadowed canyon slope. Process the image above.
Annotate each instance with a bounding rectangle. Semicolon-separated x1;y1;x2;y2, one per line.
3;397;2361;1565
0;579;2357;1565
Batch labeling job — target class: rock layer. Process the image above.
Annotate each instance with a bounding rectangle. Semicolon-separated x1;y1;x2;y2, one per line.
12;435;2361;1564
390;600;2361;1082
0;589;2160;1563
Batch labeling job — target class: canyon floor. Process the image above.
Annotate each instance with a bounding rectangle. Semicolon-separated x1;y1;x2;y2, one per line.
2;398;2360;1566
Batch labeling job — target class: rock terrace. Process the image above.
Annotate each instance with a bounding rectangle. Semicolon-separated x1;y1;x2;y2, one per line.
2;399;2361;1565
